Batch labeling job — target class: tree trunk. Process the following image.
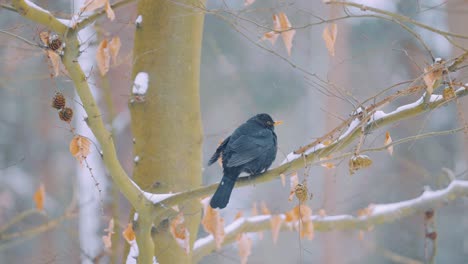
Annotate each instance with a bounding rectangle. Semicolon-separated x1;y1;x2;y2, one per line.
130;0;205;263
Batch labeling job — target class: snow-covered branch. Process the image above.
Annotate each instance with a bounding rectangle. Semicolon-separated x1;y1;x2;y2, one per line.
152;84;467;221
192;180;468;261
11;0;68;34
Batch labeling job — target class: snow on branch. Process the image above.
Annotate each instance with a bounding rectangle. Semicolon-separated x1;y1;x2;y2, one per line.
152;84;468;221
192;180;468;261
12;0;68;34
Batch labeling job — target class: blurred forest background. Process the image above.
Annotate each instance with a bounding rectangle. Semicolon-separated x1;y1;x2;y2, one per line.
1;0;467;263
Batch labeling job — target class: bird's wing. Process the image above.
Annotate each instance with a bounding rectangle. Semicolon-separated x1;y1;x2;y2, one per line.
208;136;230;166
225;130;274;167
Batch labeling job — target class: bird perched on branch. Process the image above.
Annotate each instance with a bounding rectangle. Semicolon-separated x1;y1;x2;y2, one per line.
208;113;280;209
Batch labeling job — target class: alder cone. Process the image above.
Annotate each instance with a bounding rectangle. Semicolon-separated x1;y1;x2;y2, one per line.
59;107;73;123
51;92;66;110
49;38;63;51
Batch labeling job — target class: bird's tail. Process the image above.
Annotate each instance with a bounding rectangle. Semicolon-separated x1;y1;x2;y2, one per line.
210;176;236;209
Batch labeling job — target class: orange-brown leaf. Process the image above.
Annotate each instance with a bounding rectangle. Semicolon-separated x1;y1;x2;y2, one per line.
46;50;61;77
244;0;255;6
288;173;299;201
280;173;286;187
278;12;296;56
122;223;136;242
201;197;225;249
80;0;106;13
96;39;110;76
169;212;190;254
321;162;336;169
235;211;243;220
384;131;393;156
105;0;115;21
260;201;270;215
109;37;121;65
69;135;91;165
357;204;375;217
39;31;50;45
102;218;114;250
323;23;338;56
300;219;314;240
237;233;252;264
33;183;45;210
270;215;283;244
262;31;279;45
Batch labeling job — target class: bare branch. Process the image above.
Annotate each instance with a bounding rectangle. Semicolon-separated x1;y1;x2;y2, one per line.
193;179;468;261
75;0;137;31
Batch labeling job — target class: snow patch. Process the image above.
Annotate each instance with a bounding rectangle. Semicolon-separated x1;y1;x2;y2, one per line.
135;15;143;26
133;72;149;95
24;0;50;14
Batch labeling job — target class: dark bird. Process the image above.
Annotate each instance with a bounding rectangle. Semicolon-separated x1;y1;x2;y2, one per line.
208;113;280;209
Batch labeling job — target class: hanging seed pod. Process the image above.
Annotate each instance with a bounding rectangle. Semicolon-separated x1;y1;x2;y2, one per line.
294;183;309;203
349;154;373;175
51;92;66;110
48;37;63;51
59;107;73;123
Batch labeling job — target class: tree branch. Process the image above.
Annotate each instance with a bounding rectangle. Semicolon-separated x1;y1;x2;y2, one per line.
326;0;468;39
75;0;137;31
153;85;468;220
192;179;468;261
11;0;68;34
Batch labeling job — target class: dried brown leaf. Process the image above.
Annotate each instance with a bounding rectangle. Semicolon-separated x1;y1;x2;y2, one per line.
288;173;299;201
201;197;225;249
244;0;255;6
260;201;270;215
105;0;115;21
109;37;121;65
69;135;91;165
102;218;114;250
384;131;393;156
323;23;338;56
46;50;61;77
280;173;286;187
349;154;372;175
237;233;252;264
122;223;136;242
96;39;110;76
270;215;283;244
80;0;106;13
278;12;295;56
170;212;190;254
33;183;45;210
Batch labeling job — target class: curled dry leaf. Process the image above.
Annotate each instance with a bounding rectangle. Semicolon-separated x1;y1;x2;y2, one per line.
201;197;225;249
237;233;252;264
323;23;338;56
109;37;121;65
288;172;299;201
262;13;296;56
270;215;283;244
423;60;445;95
280;173;286;187
318;209;327;217
122;223;136;242
357;204;375;218
105;0;115;21
33;183;45;210
384;131;393;156
96;39;110;76
80;0;114;20
244;0;255;6
46;50;61;77
69;135;91;165
39;31;50;46
235;211;243;220
278;12;296;56
349;154;372;175
284;205;314;240
260;201;271;215
102;218;115;250
169;212;190;254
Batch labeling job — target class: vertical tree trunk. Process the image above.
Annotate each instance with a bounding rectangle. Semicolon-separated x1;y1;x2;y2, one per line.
130;0;205;263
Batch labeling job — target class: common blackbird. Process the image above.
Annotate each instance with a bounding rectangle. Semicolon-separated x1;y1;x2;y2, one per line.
208;113;280;209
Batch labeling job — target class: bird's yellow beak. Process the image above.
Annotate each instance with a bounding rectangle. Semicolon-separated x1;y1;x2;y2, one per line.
273;120;283;126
